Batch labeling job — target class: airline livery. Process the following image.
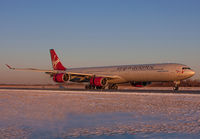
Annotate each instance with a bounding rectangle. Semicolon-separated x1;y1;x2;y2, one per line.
6;49;195;91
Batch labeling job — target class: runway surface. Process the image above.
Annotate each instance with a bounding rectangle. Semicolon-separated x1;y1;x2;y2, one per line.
1;88;200;139
1;87;200;94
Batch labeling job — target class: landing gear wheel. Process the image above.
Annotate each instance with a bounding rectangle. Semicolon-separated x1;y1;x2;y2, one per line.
96;86;102;90
96;86;105;90
108;84;118;90
85;85;91;89
173;86;179;91
91;85;95;89
85;85;95;90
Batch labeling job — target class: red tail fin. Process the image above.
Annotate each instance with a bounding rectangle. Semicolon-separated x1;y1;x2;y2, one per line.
50;49;67;71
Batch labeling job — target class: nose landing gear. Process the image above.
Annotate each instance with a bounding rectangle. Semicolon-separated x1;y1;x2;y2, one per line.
173;81;180;91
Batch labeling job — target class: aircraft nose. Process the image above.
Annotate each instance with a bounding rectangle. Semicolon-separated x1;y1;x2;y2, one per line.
189;70;195;77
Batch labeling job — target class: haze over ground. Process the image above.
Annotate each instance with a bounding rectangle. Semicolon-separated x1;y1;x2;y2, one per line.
0;0;200;84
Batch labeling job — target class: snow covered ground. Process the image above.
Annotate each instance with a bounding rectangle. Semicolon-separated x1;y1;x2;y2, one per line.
0;89;200;139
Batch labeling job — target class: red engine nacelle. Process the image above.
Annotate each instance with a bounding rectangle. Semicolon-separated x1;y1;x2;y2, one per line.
53;73;70;83
131;82;151;87
90;77;107;87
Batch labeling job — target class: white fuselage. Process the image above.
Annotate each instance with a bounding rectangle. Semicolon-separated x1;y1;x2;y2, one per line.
67;63;195;84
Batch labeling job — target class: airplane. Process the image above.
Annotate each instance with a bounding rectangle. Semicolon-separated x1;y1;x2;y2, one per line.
6;49;195;91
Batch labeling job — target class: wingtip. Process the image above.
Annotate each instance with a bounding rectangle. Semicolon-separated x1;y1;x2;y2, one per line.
5;64;13;69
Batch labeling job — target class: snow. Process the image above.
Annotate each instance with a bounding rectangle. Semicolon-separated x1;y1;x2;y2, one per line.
0;89;200;139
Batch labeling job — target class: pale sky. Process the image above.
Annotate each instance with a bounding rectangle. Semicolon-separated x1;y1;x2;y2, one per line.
0;0;200;84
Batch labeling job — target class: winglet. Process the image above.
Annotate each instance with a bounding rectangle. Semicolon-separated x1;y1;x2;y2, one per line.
5;64;14;70
49;49;67;71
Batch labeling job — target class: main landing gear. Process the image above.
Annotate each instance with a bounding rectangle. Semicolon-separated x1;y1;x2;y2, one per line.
173;81;180;91
108;84;118;90
85;84;95;90
85;84;118;90
85;84;105;90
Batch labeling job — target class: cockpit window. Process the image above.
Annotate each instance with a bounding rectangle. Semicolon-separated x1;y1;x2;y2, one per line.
182;67;191;70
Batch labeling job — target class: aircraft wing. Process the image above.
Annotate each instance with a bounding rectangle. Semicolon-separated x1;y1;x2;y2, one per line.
6;64;55;73
5;64;122;82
